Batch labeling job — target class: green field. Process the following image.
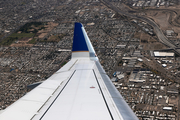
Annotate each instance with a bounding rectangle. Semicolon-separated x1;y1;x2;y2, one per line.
0;33;35;46
0;22;46;46
10;33;35;38
28;38;37;44
0;37;17;46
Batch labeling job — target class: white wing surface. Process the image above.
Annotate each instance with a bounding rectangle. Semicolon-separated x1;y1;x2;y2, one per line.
0;22;138;120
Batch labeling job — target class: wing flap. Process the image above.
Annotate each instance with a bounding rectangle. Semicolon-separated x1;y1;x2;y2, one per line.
0;100;44;120
0;70;75;120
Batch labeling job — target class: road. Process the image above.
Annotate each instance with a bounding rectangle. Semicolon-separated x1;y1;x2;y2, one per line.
100;0;179;51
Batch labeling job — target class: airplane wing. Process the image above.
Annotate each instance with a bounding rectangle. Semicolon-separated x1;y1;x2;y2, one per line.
0;22;138;120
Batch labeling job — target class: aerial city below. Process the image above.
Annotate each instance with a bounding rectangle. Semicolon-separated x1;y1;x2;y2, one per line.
0;0;180;119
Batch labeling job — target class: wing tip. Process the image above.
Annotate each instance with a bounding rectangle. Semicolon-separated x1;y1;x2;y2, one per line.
74;22;83;28
71;22;98;60
72;22;89;52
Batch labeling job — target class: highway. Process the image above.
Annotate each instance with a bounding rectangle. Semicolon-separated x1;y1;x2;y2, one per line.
100;0;178;50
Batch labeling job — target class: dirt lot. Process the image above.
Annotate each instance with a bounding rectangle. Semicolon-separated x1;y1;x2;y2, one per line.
134;31;167;50
144;9;180;38
169;96;178;106
10;38;34;47
146;11;171;30
38;22;58;39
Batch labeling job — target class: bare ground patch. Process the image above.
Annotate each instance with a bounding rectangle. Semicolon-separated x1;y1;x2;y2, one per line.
145;10;180;37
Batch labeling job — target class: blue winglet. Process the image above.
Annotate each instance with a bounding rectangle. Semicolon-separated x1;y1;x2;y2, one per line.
72;22;89;52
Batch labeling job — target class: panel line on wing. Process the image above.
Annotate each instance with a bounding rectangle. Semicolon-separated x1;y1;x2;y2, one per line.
92;69;114;120
39;70;76;120
68;59;78;70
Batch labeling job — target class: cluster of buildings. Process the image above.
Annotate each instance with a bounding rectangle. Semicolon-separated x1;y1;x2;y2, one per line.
111;46;179;119
129;0;177;7
0;43;71;109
